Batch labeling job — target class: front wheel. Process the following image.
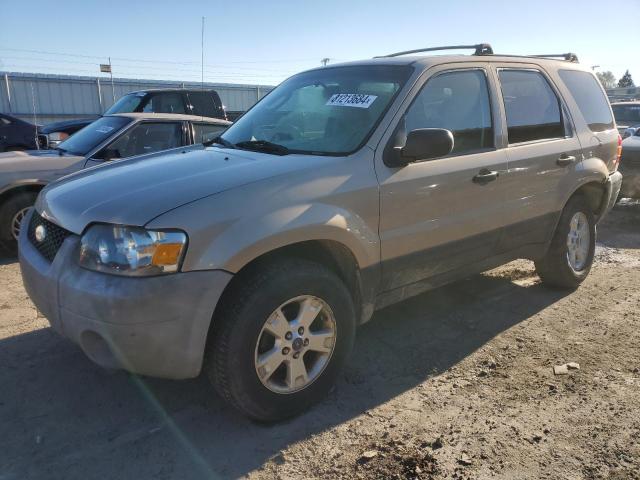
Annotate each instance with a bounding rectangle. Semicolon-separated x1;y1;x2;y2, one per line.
206;258;356;422
0;192;37;254
535;195;596;288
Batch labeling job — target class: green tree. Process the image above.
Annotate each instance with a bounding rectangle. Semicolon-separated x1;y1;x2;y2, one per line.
618;70;635;88
596;71;617;89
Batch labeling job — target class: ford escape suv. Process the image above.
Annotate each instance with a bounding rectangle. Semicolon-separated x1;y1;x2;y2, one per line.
19;44;622;421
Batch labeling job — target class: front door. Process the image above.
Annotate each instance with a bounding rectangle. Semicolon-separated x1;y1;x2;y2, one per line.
375;65;509;292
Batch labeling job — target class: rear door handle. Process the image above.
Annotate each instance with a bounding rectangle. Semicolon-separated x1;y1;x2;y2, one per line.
473;169;499;184
557;154;576;166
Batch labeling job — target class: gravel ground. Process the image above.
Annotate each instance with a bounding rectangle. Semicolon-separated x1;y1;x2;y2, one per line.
1;201;638;480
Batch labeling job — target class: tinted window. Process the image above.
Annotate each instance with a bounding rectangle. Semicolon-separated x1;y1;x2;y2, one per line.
193;122;228;144
221;65;412;155
58;116;131;155
188;91;225;119
559;70;615;132
99;122;183;159
403;69;493;155
499;70;564;143
142;93;186;114
611;104;640;125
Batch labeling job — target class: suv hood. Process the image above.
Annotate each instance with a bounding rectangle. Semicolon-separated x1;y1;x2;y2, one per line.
38;147;319;234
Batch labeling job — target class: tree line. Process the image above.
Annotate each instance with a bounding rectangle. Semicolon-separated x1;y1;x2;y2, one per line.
596;70;635;89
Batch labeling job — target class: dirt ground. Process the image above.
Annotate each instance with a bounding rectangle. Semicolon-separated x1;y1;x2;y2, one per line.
1;201;639;480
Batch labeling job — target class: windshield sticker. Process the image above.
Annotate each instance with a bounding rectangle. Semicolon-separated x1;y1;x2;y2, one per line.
326;94;377;109
96;126;115;134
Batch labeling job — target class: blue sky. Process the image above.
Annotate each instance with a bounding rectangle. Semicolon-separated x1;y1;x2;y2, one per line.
1;0;638;86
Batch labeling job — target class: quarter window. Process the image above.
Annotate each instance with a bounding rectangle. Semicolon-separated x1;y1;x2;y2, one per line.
403;69;494;156
499;70;564;144
559;70;614;132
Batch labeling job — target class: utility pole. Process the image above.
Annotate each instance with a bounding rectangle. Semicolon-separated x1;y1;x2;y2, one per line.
109;57;115;103
591;65;600;71
321;58;330;67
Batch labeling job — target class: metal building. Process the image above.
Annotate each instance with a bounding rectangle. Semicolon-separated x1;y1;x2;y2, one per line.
1;71;274;124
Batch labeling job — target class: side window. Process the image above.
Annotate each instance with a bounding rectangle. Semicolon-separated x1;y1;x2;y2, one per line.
498;70;564;144
142;93;186;114
403;69;494;155
559;70;615;132
187;92;224;119
193;122;227;144
100;122;183;159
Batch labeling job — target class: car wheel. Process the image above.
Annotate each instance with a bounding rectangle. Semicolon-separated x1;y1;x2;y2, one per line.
0;192;37;255
535;195;596;289
206;258;356;422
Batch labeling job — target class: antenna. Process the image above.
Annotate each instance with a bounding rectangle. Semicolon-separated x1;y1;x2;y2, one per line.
201;17;205;91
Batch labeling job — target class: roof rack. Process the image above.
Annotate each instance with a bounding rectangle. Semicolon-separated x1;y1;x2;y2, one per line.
378;43;494;58
529;53;579;63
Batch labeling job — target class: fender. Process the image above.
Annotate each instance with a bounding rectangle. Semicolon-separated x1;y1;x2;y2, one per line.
0;179;47;197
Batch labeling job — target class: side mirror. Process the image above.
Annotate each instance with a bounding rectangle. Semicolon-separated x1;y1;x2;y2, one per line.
385;128;454;167
97;148;121;161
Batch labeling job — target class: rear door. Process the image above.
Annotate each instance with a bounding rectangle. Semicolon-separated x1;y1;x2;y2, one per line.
492;65;583;251
375;64;509;291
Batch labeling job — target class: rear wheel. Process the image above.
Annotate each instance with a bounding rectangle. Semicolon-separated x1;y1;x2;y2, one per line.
205;258;356;422
535;195;596;288
0;192;37;254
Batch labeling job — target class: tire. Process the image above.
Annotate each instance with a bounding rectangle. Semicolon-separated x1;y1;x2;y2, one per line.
205;258;356;422
0;192;37;255
535;195;596;289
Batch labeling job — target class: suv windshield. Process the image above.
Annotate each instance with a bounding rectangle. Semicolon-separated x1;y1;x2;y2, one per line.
220;65;413;155
57;116;131;155
612;104;640;125
104;93;147;115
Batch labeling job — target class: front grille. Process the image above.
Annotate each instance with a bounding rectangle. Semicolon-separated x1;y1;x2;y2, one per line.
27;212;71;262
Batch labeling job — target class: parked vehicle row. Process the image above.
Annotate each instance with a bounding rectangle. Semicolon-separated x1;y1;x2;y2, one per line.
18;44;622;421
611;101;640;199
0;112;230;252
41;88;228;148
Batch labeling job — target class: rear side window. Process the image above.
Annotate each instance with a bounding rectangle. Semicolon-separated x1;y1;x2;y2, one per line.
142;93;186;114
559;70;614;132
187;91;225;119
403;69;494;155
193;122;227;144
499;69;564;144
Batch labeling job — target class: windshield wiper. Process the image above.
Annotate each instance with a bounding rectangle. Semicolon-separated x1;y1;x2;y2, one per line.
203;135;236;148
234;140;290;156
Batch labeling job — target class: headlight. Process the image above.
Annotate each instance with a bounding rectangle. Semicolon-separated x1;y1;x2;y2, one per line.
47;132;69;146
79;224;187;276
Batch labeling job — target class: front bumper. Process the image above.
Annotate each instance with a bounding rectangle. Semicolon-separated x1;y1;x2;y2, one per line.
18;210;233;379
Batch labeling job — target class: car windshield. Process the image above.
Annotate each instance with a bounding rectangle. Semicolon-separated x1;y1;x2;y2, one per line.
57;116;131;155
612;104;640;124
104;93;146;115
220;65;413;155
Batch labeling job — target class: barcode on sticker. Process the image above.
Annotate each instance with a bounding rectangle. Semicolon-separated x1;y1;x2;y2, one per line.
326;94;377;108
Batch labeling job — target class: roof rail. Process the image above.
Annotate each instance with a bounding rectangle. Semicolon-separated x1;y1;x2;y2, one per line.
378;43;493;58
529;53;579;63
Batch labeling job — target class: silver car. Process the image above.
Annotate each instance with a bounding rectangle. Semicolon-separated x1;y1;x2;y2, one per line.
0;113;230;252
19;44;622;421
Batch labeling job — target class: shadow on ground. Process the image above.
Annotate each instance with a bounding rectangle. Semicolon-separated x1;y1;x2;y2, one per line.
598;198;640;249
0;265;570;479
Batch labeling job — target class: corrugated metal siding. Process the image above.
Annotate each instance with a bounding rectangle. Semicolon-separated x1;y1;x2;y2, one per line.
0;71;273;124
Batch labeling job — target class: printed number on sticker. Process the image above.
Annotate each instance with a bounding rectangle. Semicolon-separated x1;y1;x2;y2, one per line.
326;94;377;108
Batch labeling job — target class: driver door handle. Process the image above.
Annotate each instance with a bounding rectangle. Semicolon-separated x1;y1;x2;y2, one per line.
557;154;576;166
473;169;499;184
